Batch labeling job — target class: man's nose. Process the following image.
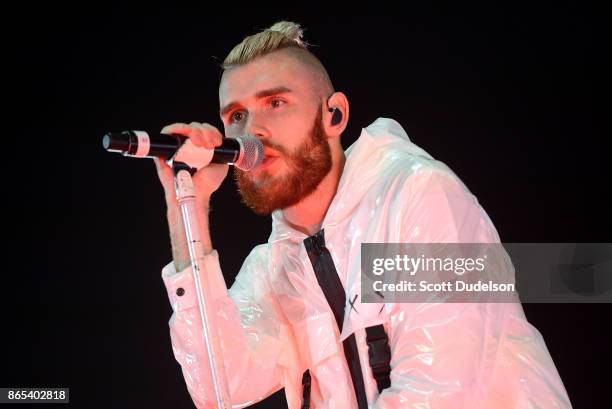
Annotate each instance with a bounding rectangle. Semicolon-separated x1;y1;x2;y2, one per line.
245;113;269;139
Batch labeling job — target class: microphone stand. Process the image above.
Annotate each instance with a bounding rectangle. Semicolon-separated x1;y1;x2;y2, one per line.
102;132;262;407
173;163;231;408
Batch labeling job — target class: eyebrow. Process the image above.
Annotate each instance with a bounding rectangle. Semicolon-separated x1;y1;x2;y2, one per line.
220;86;293;117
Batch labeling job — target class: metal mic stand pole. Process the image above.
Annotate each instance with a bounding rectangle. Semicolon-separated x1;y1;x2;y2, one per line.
173;164;231;409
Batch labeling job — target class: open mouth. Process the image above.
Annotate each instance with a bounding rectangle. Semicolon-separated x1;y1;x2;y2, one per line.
259;148;280;169
260;155;278;168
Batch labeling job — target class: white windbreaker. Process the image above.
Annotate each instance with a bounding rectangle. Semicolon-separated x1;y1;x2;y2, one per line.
161;118;572;408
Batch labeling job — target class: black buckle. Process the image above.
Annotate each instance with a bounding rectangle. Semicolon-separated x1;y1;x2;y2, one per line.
366;325;391;391
367;338;391;373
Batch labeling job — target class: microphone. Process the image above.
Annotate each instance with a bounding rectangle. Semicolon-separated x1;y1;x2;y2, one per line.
102;130;264;171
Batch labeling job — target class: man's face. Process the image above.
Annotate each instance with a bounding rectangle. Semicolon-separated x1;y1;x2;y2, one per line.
219;50;332;215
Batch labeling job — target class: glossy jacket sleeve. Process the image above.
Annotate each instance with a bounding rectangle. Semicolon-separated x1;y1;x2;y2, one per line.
161;247;298;408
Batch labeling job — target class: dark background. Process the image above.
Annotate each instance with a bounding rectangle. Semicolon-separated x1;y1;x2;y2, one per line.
3;4;609;408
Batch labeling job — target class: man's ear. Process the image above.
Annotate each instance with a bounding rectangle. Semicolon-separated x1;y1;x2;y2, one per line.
325;91;349;138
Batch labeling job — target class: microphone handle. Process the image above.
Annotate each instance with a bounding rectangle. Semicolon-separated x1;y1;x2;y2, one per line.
103;131;187;159
103;130;242;163
147;133;187;158
209;138;240;164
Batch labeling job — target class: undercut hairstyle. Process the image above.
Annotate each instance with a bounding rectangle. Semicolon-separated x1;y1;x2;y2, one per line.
222;21;334;97
223;21;309;69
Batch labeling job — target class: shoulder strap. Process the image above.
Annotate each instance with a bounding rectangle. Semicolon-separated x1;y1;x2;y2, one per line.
303;229;369;408
301;229;370;409
301;370;311;409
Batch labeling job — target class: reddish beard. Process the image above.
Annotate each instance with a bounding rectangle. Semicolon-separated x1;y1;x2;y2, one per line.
234;105;332;215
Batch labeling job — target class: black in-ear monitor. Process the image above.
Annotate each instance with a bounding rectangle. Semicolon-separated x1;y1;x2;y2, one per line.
329;108;342;126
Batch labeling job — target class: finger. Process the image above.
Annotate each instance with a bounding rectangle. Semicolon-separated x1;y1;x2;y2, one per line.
153;157;174;184
186;122;207;148
161;122;191;135
188;122;223;149
201;123;224;147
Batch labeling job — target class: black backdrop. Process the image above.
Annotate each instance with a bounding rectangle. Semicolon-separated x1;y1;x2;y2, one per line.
3;4;609;408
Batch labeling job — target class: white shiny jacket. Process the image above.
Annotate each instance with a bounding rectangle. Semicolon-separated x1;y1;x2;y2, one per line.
162;118;572;408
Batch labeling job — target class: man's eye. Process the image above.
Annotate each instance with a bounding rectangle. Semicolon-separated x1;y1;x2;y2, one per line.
231;112;245;123
270;99;285;108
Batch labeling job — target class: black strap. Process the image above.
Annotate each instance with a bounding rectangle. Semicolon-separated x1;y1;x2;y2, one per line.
302;229;369;409
365;325;391;392
304;230;347;327
301;370;311;409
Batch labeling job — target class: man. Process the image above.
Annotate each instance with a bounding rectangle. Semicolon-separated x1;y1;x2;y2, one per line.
155;21;571;408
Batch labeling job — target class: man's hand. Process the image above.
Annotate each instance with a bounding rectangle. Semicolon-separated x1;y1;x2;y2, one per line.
154;122;230;207
155;122;229;268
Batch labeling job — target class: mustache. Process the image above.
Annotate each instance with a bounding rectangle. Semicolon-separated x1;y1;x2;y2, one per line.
260;139;288;155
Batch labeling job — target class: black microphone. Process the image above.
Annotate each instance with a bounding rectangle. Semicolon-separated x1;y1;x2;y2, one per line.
102;130;264;171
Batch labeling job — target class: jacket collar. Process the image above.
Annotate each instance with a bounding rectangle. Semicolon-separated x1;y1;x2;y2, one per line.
268;118;434;243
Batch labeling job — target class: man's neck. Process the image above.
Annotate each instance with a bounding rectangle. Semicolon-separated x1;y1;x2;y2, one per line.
282;150;346;236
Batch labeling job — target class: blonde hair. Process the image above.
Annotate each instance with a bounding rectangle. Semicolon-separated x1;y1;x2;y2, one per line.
222;21;310;69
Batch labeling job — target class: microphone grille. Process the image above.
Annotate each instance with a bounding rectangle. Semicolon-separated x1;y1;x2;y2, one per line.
234;135;264;171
